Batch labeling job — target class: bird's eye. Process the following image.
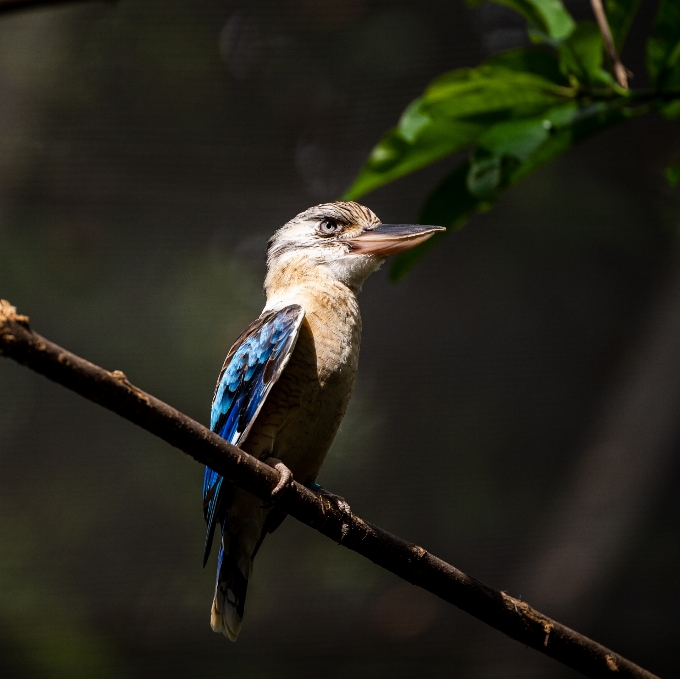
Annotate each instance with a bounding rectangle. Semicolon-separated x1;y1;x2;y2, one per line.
318;218;342;236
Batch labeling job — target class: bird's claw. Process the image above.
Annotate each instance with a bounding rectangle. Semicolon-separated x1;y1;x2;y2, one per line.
309;484;352;542
264;457;294;504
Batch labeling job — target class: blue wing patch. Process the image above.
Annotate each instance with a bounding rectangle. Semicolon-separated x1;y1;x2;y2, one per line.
202;304;305;565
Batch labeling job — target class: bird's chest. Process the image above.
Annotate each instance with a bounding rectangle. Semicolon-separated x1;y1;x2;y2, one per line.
279;295;361;420
305;292;362;384
243;293;361;481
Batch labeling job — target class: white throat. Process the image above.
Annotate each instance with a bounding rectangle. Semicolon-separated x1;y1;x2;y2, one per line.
263;252;381;313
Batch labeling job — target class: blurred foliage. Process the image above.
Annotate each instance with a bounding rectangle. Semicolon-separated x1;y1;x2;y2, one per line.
667;155;680;184
468;0;575;43
606;0;643;50
344;0;680;278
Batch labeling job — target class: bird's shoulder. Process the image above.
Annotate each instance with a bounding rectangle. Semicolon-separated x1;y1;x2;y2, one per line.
210;304;305;436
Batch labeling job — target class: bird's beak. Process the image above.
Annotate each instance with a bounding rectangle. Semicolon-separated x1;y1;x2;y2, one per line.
346;224;446;257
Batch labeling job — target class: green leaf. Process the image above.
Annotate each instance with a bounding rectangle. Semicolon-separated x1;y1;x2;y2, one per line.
506;101;633;182
468;0;576;43
557;21;614;87
465;103;594;201
423;65;573;118
648;0;680;89
343;108;484;200
390;99;635;279
606;0;643;52
468;118;550;200
343;63;575;200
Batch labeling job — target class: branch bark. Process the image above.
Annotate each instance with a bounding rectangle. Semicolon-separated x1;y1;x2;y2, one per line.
0;300;660;679
590;0;630;89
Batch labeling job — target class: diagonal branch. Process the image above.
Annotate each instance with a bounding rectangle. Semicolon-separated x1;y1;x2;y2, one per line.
0;300;659;679
589;0;630;89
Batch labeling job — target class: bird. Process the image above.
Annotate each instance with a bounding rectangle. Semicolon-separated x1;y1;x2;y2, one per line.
202;201;444;640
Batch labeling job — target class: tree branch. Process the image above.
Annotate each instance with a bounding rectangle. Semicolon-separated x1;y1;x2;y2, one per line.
589;0;630;89
0;300;659;679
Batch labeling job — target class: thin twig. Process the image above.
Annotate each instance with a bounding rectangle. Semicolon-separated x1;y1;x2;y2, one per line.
589;0;630;89
0;300;660;679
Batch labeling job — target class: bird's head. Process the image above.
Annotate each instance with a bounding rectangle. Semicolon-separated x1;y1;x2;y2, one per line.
265;202;444;295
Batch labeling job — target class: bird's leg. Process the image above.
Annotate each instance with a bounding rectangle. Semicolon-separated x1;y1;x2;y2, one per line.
306;482;352;542
264;457;294;503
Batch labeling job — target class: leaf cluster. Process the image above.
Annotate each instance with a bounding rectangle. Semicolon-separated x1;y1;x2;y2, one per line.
344;0;680;278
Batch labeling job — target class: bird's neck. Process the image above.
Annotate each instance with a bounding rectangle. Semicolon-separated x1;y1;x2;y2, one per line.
263;262;359;317
264;264;362;380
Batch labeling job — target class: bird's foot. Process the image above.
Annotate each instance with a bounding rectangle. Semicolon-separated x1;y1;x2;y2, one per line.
264;457;294;504
307;482;352;542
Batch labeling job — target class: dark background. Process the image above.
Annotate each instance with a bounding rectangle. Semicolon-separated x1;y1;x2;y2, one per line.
0;0;679;677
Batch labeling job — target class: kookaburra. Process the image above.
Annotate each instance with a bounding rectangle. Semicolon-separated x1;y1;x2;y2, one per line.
202;201;443;640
